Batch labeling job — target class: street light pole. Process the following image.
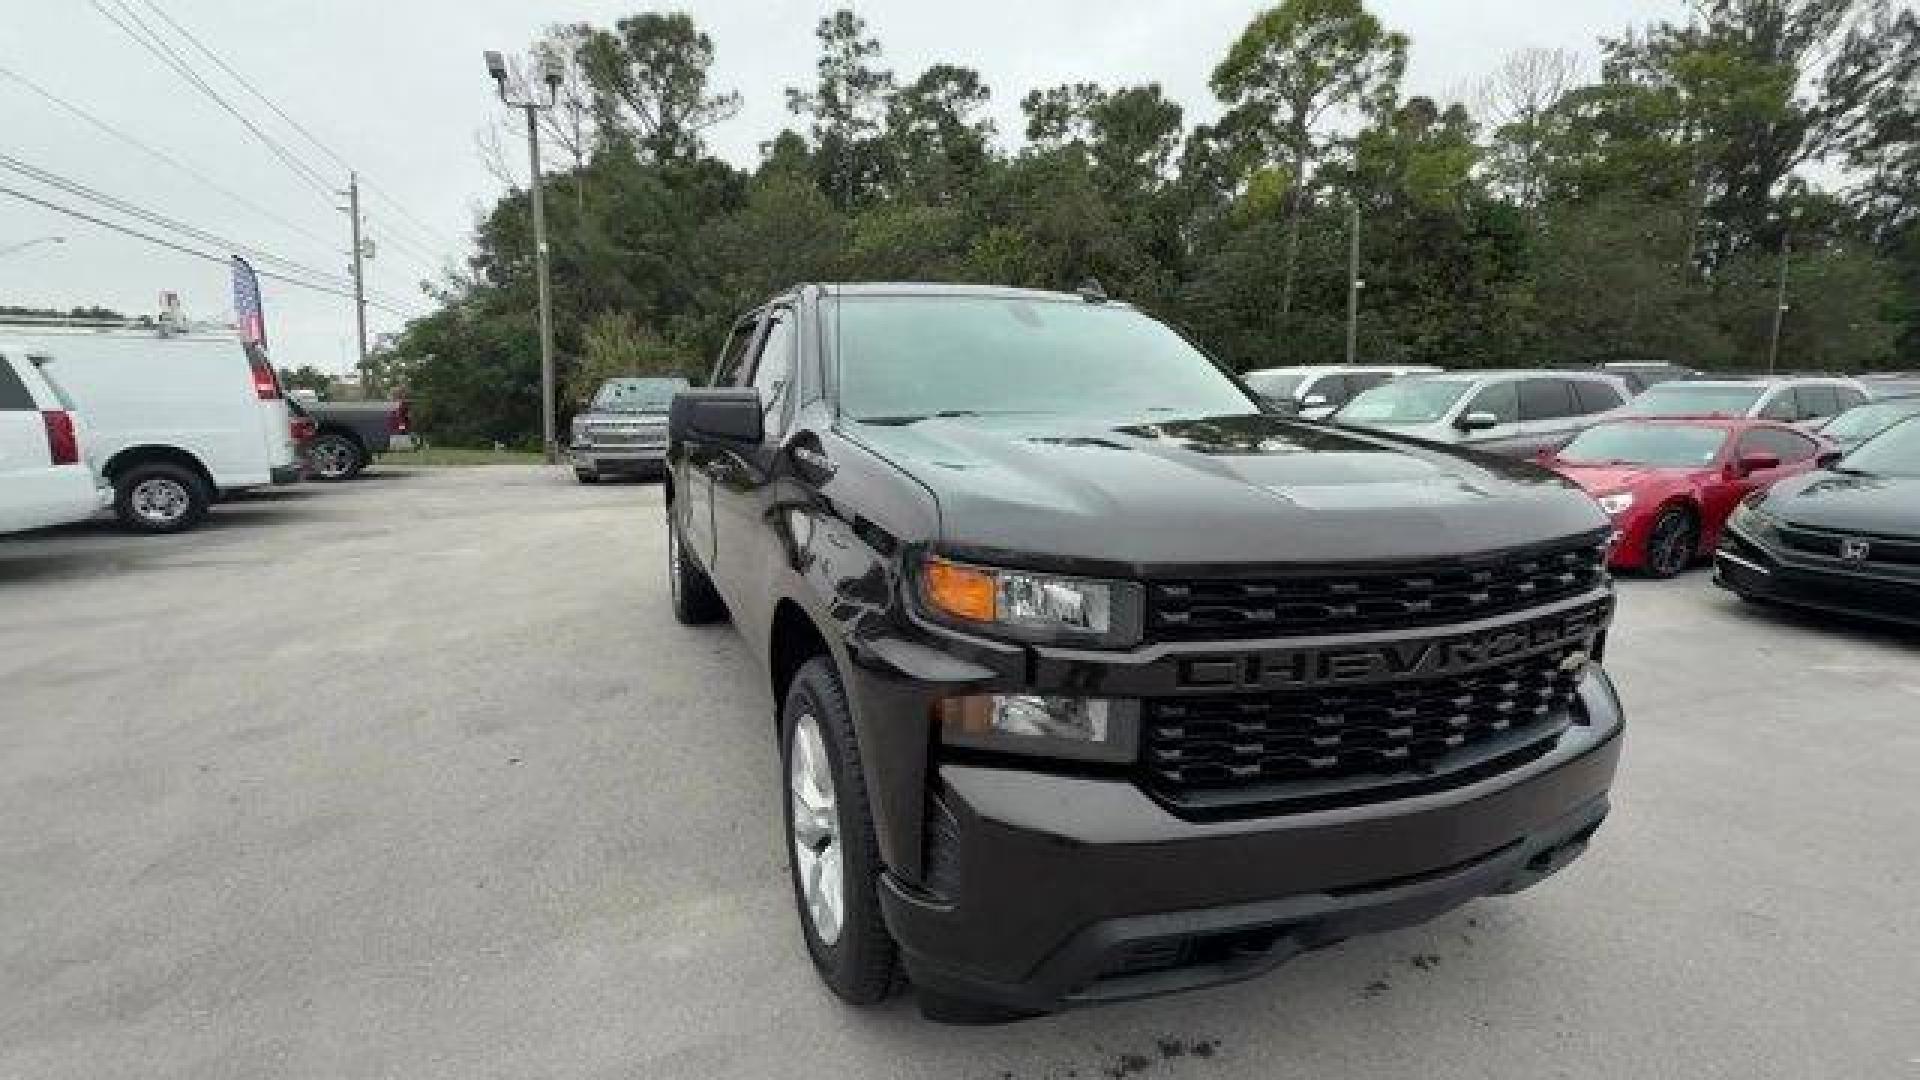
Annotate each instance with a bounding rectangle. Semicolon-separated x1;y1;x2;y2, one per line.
1345;200;1362;366
486;50;560;465
1765;223;1791;377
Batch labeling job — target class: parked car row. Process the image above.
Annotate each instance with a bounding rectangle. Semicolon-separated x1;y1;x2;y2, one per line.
0;318;413;538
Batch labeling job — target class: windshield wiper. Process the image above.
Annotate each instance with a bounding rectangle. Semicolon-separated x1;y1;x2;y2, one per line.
857;409;984;426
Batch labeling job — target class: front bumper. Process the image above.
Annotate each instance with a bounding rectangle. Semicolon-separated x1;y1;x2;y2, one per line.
569;443;666;474
868;663;1623;1012
1714;523;1920;628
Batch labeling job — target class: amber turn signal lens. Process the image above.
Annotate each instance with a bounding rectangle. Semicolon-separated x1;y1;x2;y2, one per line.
924;558;997;622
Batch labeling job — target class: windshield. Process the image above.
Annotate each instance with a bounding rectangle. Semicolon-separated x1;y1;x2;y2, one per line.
1336;379;1471;425
1556;423;1728;467
834;295;1255;422
1243;370;1308;398
1823;398;1920;442
592;378;685;413
1626;384;1764;417
1839;416;1920;478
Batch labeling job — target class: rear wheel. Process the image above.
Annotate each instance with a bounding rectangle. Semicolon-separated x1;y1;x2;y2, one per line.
1644;507;1698;579
666;504;725;624
782;657;898;1007
113;462;209;533
308;433;365;481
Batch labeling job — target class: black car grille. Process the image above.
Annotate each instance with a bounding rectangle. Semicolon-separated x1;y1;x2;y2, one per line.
1776;523;1920;568
1143;645;1587;804
1147;538;1609;641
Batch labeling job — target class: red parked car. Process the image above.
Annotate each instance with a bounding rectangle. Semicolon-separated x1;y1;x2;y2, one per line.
1540;417;1835;577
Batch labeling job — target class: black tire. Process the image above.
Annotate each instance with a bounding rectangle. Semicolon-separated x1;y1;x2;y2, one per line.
1643;507;1698;579
666;504;725;625
575;469;600;484
112;461;210;533
308;432;366;482
781;656;899;1007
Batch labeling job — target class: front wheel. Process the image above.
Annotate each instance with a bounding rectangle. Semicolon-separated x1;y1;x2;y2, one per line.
1643;508;1698;579
782;657;898;1006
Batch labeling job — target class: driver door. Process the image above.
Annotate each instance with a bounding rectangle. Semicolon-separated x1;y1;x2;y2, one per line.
1455;379;1522;451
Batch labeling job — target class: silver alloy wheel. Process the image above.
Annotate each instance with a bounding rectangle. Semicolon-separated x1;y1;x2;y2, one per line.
310;438;355;479
130;477;190;524
789;712;844;946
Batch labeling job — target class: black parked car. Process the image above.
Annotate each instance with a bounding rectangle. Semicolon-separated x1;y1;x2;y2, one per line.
666;282;1624;1020
1716;415;1920;628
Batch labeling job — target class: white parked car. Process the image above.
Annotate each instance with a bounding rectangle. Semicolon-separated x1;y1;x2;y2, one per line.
0;322;298;532
1242;364;1440;420
1622;376;1871;427
0;351;108;534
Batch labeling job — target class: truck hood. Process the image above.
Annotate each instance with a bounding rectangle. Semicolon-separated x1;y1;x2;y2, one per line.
844;413;1609;571
1765;470;1920;537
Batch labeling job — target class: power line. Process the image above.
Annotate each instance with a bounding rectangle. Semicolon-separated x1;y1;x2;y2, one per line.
0;182;418;317
89;0;337;204
137;0;461;252
0;150;352;291
0;64;341;255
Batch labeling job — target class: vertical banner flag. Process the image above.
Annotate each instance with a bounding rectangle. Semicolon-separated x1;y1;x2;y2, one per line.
231;256;269;357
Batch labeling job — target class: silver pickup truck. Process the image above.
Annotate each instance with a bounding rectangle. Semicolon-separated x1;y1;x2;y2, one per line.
570;377;686;483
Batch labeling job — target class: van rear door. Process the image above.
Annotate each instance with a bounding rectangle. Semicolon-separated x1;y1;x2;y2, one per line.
240;344;296;478
0;354;99;533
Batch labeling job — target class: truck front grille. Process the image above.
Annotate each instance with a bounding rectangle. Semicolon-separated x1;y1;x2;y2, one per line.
1146;537;1607;640
587;422;665;446
1142;645;1585;805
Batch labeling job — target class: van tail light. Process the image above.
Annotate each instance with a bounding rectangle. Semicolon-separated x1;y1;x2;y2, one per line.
42;410;80;466
389;400;411;434
249;355;282;400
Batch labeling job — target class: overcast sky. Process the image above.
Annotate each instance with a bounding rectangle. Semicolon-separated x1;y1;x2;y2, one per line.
1;0;1679;377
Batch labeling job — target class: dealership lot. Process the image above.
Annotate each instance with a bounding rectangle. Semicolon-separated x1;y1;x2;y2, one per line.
2;466;1916;1080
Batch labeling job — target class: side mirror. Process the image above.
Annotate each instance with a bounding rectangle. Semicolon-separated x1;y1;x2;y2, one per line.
1815;449;1844;469
669;388;764;447
1457;411;1501;432
1301;393;1329;408
1736;451;1781;477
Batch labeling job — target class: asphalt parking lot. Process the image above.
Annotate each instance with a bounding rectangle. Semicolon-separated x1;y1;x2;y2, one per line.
3;465;1917;1080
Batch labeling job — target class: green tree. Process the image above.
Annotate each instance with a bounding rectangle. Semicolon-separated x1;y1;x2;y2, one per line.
885;64;994;204
1211;0;1408;315
786;9;895;209
580;12;742;161
277;364;334;397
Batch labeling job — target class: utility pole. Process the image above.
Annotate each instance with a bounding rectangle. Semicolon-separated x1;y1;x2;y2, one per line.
1766;224;1791;376
1345;200;1362;366
485;50;560;465
345;173;373;396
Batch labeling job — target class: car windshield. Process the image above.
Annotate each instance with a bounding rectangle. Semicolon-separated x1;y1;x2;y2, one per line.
1823;398;1920;442
1243;370;1308;398
1838;416;1920;478
834;295;1255;422
1556;423;1728;467
1336;379;1471;424
592;378;684;413
1626;383;1764;417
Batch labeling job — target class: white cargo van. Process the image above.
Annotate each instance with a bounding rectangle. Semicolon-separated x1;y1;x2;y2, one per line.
0;322;298;532
0;351;108;534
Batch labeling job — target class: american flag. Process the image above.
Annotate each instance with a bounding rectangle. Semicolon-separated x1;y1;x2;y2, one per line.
230;255;268;351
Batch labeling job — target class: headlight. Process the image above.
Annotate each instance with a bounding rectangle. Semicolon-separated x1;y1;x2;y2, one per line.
570;417;589;442
1730;495;1777;535
936;695;1140;763
919;556;1142;646
1595;491;1635;516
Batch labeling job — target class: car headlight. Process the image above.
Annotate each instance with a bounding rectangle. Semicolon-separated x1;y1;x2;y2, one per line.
1595;491;1635;516
919;556;1143;646
935;695;1140;762
1730;495;1777;536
